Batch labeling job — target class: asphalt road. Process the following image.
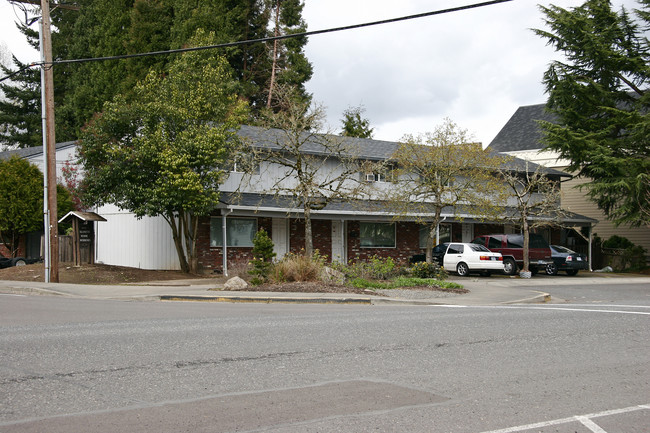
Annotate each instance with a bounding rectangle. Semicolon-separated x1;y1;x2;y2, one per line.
1;281;648;432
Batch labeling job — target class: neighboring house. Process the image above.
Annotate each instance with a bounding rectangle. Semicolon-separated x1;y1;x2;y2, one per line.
488;103;650;263
0;141;77;180
0;142;78;259
1;127;595;273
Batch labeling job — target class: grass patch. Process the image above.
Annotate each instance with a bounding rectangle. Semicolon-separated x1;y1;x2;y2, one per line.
349;276;463;291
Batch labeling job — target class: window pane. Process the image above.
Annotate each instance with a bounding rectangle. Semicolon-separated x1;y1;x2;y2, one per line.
360;222;395;248
488;236;502;249
507;235;523;248
210;218;257;247
419;224;451;248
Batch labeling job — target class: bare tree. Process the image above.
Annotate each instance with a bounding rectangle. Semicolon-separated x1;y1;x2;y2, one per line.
498;159;566;273
253;85;365;256
387;119;505;263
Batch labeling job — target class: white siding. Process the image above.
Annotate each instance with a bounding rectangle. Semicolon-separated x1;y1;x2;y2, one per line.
509;148;650;254
95;205;180;270
27;145;77;180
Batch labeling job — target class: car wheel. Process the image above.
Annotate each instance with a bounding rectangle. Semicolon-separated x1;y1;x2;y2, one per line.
456;262;470;277
530;267;539;276
546;263;558;276
11;258;27;267
503;258;517;275
566;269;579;276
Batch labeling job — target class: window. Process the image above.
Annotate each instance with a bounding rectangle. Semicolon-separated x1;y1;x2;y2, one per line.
362;165;396;183
419;224;451;248
530;234;550;249
447;244;464;254
228;155;260;174
469;244;490;252
210;218;257;247
488;236;503;249
506;235;524;248
360;222;395;248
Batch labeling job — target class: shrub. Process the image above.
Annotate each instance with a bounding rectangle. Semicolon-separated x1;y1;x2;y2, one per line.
410;261;447;280
248;229;276;285
337;255;402;280
271;251;325;283
601;235;647;271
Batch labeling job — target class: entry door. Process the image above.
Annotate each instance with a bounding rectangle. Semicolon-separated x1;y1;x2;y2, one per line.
272;218;288;260
331;220;345;263
462;223;474;243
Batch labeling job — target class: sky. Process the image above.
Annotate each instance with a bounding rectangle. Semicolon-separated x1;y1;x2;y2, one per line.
0;0;643;146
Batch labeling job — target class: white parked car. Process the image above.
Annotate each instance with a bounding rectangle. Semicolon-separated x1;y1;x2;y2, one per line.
442;242;504;277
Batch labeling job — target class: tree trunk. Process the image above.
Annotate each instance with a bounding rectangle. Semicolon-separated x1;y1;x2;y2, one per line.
166;212;190;273
522;218;530;272
266;0;281;108
304;206;313;257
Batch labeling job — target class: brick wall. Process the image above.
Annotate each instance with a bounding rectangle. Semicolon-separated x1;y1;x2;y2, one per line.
197;215;272;273
289;219;332;259
347;221;425;266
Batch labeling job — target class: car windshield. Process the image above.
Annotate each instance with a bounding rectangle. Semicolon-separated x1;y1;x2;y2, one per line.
552;245;575;253
469;244;490;252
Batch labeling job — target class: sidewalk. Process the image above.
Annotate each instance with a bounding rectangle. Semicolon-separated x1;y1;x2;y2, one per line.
1;273;647;306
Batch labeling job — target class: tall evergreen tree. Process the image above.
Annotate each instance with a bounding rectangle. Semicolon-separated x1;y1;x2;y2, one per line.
535;0;649;227
0;55;41;149
47;0;312;139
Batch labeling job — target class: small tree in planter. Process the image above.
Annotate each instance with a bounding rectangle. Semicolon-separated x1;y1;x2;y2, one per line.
249;229;276;285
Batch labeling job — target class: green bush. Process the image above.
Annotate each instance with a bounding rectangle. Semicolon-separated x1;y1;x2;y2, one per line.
601;235;647;271
248;229;276;285
337;255;402;280
410;261;447;280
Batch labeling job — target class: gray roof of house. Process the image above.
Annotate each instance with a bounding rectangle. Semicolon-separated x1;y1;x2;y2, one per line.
239;124;568;177
0;141;77;161
237;125;398;161
487;104;557;152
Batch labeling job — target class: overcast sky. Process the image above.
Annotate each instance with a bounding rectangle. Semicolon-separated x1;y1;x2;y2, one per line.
0;0;642;145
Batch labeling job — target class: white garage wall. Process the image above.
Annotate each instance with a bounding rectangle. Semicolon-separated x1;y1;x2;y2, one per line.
95;204;180;270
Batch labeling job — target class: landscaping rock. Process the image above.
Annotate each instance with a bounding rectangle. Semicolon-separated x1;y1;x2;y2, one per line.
224;276;248;290
320;266;346;285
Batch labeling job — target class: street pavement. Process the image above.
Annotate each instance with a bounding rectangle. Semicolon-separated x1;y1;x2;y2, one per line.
1;272;648;305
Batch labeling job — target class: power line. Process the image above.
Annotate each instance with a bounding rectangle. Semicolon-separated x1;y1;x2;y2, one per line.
0;0;513;82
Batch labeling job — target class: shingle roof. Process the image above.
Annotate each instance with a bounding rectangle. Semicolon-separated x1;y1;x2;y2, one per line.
237;125;398;161
487;104;557;152
0;141;77;161
239;124;568;177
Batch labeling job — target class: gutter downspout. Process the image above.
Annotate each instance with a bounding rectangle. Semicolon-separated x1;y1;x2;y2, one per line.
222;208;233;277
588;224;593;272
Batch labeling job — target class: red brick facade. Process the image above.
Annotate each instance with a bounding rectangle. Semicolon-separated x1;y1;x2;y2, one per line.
196;215;564;273
347;221;424;265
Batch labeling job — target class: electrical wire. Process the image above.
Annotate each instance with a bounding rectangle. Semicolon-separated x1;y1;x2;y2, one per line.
0;0;514;82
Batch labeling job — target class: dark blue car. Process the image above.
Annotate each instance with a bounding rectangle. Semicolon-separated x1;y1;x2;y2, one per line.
546;245;589;276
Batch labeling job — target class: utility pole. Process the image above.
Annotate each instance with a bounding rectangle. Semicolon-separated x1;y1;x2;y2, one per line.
11;0;78;282
41;0;58;282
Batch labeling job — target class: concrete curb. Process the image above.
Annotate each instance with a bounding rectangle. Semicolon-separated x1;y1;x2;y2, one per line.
159;295;373;305
503;290;552;304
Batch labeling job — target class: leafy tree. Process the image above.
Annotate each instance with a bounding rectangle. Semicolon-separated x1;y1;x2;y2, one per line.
497;160;566;274
0;55;41;149
388;119;505;263
535;0;650;227
252;85;363;256
78;31;248;273
340;105;374;139
0;156;73;257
